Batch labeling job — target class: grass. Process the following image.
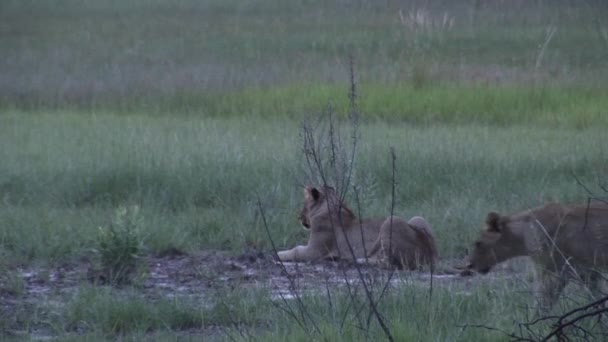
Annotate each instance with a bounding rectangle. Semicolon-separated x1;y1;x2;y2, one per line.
2;0;608;111
0;276;540;341
61;286;240;334
163;84;608;126
7;277;597;341
1;111;605;264
1;285;272;340
2;0;608;340
256;283;529;341
7;84;608;126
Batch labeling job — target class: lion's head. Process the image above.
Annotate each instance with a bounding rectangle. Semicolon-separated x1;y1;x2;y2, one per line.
467;211;526;274
299;185;355;230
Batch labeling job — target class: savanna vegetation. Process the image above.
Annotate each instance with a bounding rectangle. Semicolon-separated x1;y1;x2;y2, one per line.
1;0;607;340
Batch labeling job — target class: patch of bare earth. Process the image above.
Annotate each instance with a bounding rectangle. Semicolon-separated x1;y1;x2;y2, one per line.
0;250;525;339
2;249;524;303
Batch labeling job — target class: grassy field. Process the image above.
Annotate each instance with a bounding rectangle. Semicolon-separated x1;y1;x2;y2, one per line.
1;0;608;340
1;112;606;264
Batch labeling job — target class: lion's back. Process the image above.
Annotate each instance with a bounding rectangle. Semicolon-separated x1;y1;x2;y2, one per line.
559;203;608;264
521;202;608;266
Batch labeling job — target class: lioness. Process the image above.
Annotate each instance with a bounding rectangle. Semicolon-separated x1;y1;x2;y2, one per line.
277;185;438;270
466;201;608;312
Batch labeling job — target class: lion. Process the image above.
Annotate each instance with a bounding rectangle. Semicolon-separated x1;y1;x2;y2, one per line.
465;201;608;312
277;185;438;270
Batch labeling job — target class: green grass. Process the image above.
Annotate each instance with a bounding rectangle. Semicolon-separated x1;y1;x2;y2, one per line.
60;286;270;335
1;285;272;340
153;84;607;126
255;283;528;342
0;277;540;341
10;278;592;341
7;84;608;126
1;112;606;264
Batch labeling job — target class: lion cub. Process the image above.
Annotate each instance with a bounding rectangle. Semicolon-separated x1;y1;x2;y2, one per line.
277;185;438;270
466;202;608;312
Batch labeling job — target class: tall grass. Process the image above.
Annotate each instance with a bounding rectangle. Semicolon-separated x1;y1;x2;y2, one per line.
1;112;605;264
0;273;543;340
258;281;531;341
20;276;590;341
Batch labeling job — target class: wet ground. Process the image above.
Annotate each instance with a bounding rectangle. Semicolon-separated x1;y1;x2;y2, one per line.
1;249;520;306
0;250;524;339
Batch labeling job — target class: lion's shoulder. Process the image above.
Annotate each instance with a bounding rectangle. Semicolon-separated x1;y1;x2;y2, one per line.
502;201;608;239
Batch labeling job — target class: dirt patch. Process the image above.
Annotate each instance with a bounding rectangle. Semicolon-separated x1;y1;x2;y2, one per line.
1;249;526;339
1;249;519;309
138;250;510;302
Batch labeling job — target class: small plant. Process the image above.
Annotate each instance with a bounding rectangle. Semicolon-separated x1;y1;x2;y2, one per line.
94;205;143;286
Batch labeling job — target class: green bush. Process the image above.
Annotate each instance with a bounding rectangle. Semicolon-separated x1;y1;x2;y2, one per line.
94;205;143;286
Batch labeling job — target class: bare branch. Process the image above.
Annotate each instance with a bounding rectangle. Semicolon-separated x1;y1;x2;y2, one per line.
457;324;536;342
541;304;608;342
256;194;320;336
370;149;399;309
340;54;360;201
572;173;608;205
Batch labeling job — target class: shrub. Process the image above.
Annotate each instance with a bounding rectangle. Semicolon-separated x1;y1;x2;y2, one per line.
93;205;143;286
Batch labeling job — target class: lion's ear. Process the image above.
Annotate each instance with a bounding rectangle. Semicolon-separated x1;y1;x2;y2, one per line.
305;187;321;201
310;187;321;200
485;211;502;232
310;188;321;201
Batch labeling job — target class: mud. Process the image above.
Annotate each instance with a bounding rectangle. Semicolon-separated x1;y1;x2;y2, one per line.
0;250;522;339
2;249;519;305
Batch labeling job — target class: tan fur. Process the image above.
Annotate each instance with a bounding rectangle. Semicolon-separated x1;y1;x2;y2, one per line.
467;201;608;312
277;186;438;270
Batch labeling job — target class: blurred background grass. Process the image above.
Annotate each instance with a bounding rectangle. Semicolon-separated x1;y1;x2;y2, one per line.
1;0;607;124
